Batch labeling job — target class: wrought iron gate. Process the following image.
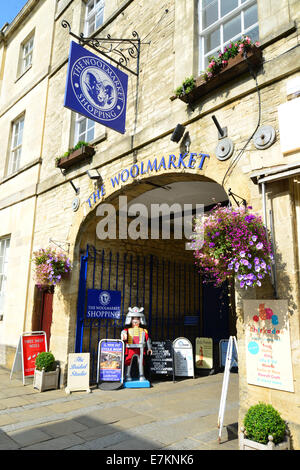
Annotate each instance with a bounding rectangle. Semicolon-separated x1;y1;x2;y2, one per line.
75;245;202;382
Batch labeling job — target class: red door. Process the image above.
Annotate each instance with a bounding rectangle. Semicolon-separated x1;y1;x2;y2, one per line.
40;291;53;351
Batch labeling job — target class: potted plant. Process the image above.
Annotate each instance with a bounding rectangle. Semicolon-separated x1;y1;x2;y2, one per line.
191;204;273;289
55;141;95;170
32;247;71;289
172;36;262;105
33;351;60;392
240;403;290;450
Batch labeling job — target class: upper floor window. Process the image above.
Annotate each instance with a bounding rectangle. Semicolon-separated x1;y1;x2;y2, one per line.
8;115;24;175
0;237;10;316
198;0;259;72
21;34;34;74
85;0;105;35
74;114;95;144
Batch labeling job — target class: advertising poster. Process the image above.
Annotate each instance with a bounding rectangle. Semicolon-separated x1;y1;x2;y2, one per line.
173;337;194;377
99;340;123;382
195;337;213;369
86;289;121;319
244;299;294;392
21;332;47;377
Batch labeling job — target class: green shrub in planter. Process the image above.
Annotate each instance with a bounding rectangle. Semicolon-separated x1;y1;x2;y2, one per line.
244;403;286;445
35;352;55;372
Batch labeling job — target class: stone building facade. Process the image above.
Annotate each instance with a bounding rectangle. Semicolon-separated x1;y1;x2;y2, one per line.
0;0;300;448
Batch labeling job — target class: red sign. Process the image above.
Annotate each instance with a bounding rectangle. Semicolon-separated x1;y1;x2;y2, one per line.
22;333;47;377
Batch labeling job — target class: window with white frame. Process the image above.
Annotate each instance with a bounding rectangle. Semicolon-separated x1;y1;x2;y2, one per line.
0;237;10;316
74;114;95;145
85;0;105;36
21;34;34;74
198;0;259;72
8;115;24;175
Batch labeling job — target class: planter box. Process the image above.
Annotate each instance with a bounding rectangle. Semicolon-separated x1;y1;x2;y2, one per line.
239;427;290;450
173;46;262;105
33;365;60;392
56;145;95;170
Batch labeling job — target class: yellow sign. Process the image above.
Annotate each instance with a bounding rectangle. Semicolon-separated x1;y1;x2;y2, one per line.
195;337;213;369
244;300;294;392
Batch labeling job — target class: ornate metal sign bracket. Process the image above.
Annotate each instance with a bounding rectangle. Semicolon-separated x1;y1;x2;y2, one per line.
61;20;142;77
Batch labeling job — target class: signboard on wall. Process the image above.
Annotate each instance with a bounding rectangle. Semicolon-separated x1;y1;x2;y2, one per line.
65;353;91;394
64;41;128;134
173;337;194;378
195;337;213;369
86;289;121;319
244;300;294;392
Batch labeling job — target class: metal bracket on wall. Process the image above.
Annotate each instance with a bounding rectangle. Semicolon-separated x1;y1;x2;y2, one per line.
61;20;143;77
49;238;70;254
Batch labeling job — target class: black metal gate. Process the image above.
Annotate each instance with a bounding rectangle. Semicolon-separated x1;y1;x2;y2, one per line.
75;245;202;382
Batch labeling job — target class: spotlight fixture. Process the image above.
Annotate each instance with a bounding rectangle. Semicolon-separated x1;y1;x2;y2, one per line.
212;114;228;139
212;114;234;161
170;124;186;143
180;132;191;153
86;168;101;180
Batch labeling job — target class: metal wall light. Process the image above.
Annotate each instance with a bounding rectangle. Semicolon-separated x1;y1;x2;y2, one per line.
170;124;186;143
212;114;234;161
86;168;101;180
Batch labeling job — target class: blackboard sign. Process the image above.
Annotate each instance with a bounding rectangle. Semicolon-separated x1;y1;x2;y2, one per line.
150;340;175;381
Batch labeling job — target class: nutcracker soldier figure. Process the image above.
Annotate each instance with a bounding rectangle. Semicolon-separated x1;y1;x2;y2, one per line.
121;306;152;388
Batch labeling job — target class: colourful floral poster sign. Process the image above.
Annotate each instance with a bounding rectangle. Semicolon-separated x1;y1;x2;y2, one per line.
244;300;294;392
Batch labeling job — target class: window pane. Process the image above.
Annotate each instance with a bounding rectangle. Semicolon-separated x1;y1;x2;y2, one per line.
245;25;259;42
95;10;104;29
205;28;220;53
221;0;238;17
244;3;258;29
223;14;241;42
87;128;94;142
79;120;86;136
202;0;218;29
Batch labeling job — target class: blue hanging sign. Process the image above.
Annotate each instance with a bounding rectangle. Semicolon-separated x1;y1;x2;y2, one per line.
64;41;128;134
86;289;121;319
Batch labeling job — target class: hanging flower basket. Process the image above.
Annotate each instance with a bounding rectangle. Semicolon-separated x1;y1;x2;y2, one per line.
191;204;273;289
32;247;72;289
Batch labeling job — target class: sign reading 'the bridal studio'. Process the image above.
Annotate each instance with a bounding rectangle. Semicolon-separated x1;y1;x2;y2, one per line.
244;299;294;392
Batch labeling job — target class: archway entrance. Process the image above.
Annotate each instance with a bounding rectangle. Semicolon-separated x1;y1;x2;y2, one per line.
74;175;236;382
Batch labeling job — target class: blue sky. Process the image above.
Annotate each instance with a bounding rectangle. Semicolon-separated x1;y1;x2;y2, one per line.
0;0;29;29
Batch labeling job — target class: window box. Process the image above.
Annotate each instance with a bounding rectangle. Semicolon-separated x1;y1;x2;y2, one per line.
174;46;262;105
56;145;95;170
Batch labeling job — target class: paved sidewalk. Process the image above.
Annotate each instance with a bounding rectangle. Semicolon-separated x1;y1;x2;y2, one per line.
0;366;239;450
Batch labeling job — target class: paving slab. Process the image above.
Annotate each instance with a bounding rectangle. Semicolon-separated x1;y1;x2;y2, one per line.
7;427;52;447
22;433;86;450
38;418;89;438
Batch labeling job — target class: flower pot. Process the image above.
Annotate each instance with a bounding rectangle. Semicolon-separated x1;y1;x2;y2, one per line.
33;365;60;392
56;145;95;170
239;427;290;450
173;46;262;105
